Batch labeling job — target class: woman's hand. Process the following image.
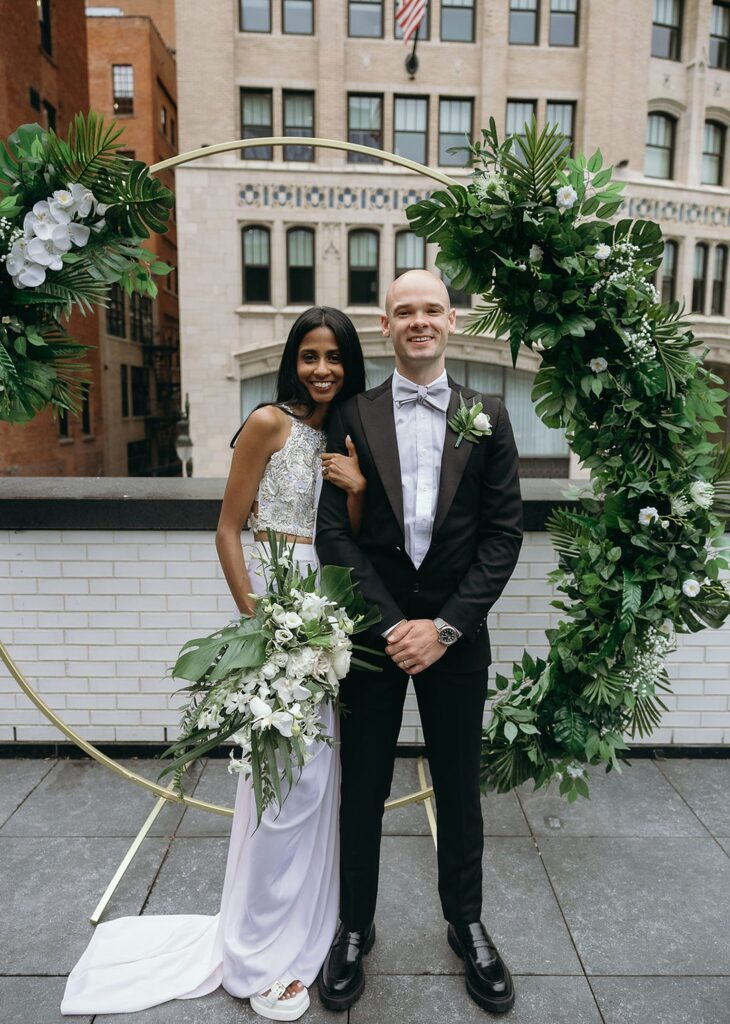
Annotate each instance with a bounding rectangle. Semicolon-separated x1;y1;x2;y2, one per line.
321;435;366;496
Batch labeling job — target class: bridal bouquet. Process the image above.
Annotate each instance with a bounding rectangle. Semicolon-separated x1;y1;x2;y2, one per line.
161;532;381;823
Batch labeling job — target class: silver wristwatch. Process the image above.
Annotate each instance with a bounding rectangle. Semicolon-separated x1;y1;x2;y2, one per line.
433;617;460;646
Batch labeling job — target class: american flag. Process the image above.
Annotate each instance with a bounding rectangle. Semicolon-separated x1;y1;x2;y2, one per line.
395;0;426;45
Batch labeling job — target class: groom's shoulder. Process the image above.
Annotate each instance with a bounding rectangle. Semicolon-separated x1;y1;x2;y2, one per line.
452;380;504;417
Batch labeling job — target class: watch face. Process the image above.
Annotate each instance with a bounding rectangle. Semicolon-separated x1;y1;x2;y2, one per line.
439;626;459;646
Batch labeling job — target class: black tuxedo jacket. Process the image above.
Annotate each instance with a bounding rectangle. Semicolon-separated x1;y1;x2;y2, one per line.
315;376;523;673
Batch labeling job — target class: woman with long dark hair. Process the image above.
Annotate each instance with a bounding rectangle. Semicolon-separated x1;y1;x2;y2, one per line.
62;308;367;1022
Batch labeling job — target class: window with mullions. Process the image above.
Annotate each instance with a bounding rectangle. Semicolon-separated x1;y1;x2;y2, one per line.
652;0;682;60
441;0;475;42
58;407;69;438
549;0;578;45
240;0;271;31
658;239;678;305
42;101;56;132
644;112;676;178
283;92;314;161
710;2;730;70
80;385;91;435
112;65;134;115
712;245;728;316
242;226;271;303
121;365;129;418
283;0;313;33
546;101;575;154
38;0;52;56
395;1;429;40
692;243;708;313
130;294;153;345
348;94;383;163
349;0;382;37
439;98;473;166
131;366;150;417
107;284;126;337
241;90;273;159
506;100;537;158
702;121;726;186
395;232;425;278
394;96;428;163
348;231;379;305
509;0;539;45
287;228;315;304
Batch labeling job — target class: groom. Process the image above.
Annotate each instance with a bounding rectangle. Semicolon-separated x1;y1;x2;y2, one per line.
315;269;523;1015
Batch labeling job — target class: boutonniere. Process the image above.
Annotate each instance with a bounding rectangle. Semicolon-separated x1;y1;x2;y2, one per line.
448;395;492;448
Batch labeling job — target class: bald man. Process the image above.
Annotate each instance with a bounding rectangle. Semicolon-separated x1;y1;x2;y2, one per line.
316;270;523;1015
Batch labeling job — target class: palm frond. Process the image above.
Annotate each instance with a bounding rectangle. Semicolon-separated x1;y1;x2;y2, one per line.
501;117;571;204
47;110;125;187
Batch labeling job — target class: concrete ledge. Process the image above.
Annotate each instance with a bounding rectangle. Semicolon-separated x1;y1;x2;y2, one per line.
0;477;576;531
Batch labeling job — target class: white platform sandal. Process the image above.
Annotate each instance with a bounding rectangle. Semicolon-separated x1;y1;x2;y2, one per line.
250;980;310;1021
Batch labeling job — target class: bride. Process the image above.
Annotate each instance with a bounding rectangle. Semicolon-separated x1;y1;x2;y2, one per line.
61;307;367;1021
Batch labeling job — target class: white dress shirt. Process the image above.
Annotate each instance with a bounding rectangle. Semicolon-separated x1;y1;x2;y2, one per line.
392;368;448;569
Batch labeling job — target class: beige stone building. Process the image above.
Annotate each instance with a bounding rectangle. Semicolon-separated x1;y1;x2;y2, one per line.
174;0;730;478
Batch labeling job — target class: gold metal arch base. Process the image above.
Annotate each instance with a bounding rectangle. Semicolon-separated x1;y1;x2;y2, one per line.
1;135;450;921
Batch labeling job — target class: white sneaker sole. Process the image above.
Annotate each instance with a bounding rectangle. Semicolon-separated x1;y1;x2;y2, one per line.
250;987;310;1021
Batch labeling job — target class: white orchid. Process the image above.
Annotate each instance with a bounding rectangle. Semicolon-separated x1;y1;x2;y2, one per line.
556;185;578;210
299;592;330;621
638;507;659;527
249;695;300;737
224;690;251;714
589;357;608;373
271;676;311;704
682;579;701;598
689;481;714;510
26;236;64;269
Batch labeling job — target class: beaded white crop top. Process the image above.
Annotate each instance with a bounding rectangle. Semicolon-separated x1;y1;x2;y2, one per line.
249;408;326;537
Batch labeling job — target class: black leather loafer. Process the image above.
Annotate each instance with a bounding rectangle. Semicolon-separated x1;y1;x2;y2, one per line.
317;921;376;1011
448;921;515;1014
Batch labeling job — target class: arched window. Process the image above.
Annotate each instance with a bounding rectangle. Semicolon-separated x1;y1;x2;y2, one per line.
242;226;271;303
712;244;728;316
287;228;315;304
395;231;425;278
644;112;676;178
658;239;678;305
702;120;726;186
692;242;708;313
348;230;379;305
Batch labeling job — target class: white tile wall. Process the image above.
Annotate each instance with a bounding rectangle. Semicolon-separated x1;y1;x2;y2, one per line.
1;529;728;745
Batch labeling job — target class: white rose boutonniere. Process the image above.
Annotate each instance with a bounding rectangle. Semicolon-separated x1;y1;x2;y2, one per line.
448;394;493;448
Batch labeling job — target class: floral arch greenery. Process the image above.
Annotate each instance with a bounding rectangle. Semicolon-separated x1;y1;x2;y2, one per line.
1;113;729;806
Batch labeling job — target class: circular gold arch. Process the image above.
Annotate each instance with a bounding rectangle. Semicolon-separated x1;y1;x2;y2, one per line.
2;136;451;821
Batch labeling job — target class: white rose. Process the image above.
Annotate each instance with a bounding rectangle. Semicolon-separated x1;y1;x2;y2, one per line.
331;645;352;679
274;627;293;644
284;611;303;629
595;243;611;260
638;507;659;527
312;649;332;679
472;412;491;433
682;579;701;598
556;185;578;210
589;357;608;373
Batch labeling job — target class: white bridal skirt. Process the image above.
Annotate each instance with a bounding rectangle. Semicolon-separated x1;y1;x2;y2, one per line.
61;543;339;1015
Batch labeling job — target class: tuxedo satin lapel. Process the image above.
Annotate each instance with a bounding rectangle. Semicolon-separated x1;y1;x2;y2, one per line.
357;381;405;536
433;386;475;538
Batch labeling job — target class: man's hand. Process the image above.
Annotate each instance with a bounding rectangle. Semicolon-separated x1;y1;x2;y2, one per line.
385;619;448;675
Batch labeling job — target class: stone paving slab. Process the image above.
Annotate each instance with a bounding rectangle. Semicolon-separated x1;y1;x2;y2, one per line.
717;836;730;856
657;759;730;836
517;760;707;837
1;836;169;973
0;759;202;838
175;760;235;838
0;976;92;1024
590;976;730;1024
537;836;730;975
0;758;54;828
143;837;229;915
93;985;336;1024
350;975;603;1024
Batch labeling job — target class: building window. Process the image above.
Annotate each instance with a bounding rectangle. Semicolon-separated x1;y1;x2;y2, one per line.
441;268;470;308
127;439;152;475
107;284;126;337
395;1;429;39
38;0;52;56
652;0;682;60
283;91;314;161
287;228;315;304
549;0;578;45
692;243;708;313
546;101;575;153
131;366;149;417
394;96;428;163
240;0;271;31
658;239;678;304
712;244;728;315
509;0;539;45
709;2;730;69
348;94;383;163
241;89;273;159
160;105;168;136
441;0;475;42
506;100;537;154
112;65;134;116
121;365;129;418
81;385;91;435
242;226;271;303
171;117;176;147
58;407;69;438
283;0;314;33
349;0;382;37
439;98;473;166
644;112;675;178
42;101;56;132
395;231;425;277
130;294;153;344
348;230;379;305
702;121;726;185
29;87;40;112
